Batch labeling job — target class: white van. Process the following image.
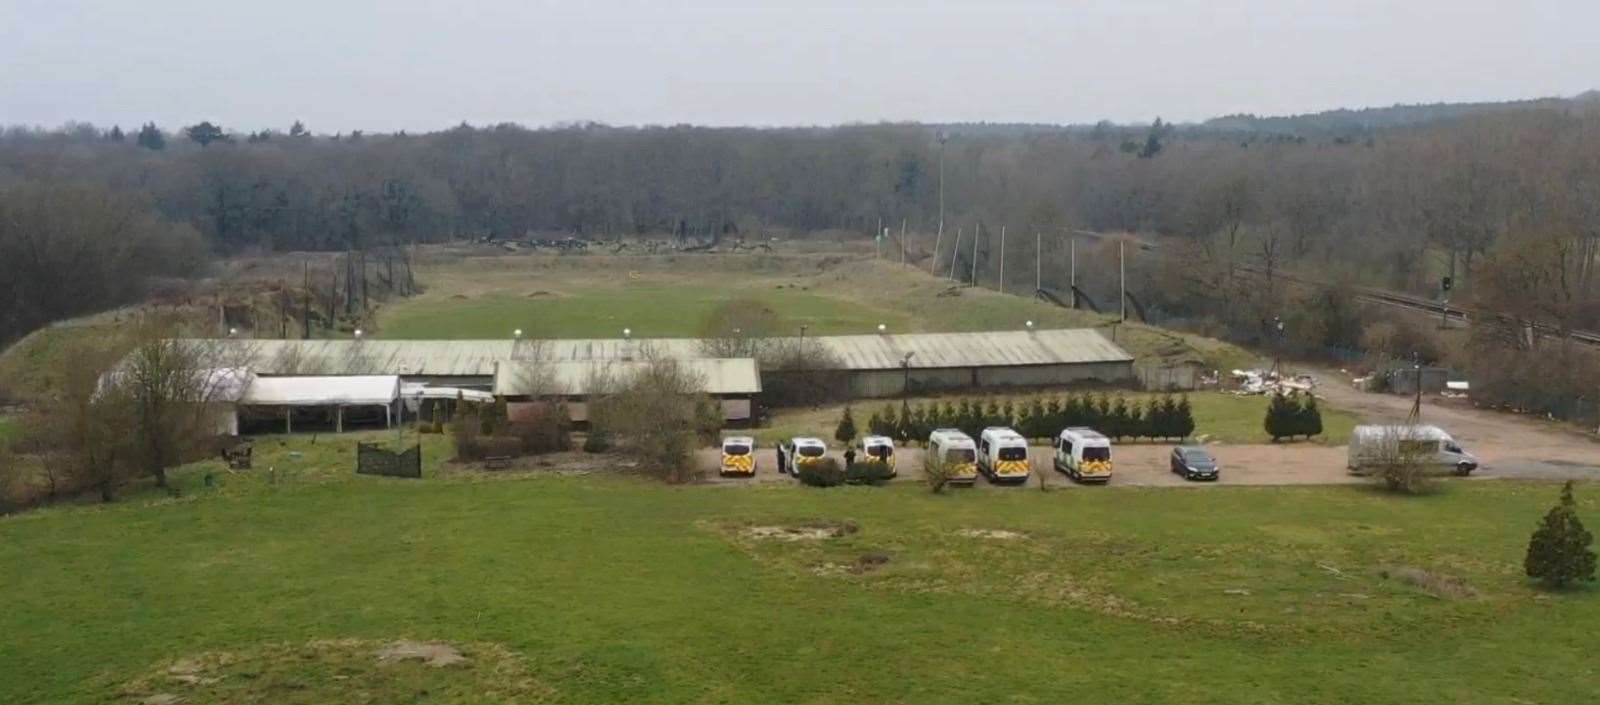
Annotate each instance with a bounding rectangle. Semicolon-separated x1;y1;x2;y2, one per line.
1055;427;1112;483
1348;425;1478;476
857;435;897;477
926;428;979;485
978;427;1031;484
720;436;756;477
778;436;829;476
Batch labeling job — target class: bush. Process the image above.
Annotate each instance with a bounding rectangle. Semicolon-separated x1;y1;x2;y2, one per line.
845;461;893;486
1525;481;1597;588
797;457;845;487
451;408;493;460
1264;392;1298;442
583;431;612;453
834;406;857;444
506;410;571;455
480;436;524;459
923;456;955;494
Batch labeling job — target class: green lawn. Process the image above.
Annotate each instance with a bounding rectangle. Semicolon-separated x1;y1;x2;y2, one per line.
758;391;1358;447
374;253;1254;370
1;435;1595;704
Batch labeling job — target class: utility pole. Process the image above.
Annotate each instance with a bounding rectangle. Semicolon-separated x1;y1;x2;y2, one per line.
1035;231;1041;292
948;227;963;280
1408;354;1423;423
931;222;944;275
970;222;980;286
1118;240;1127;323
1070;237;1078;309
937;132;947;237
900;218;907;265
876;216;883;259
301;258;311;339
998;226;1006;295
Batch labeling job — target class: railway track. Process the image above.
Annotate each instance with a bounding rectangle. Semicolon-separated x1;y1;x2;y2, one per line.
1237;266;1600;347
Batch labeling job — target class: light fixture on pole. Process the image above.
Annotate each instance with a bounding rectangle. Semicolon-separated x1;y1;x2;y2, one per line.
1025;320;1034;331
513;328;523;339
877;323;887;334
901;351;916;398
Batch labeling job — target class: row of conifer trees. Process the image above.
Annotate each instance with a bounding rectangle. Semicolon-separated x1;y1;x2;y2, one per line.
836;393;1198;445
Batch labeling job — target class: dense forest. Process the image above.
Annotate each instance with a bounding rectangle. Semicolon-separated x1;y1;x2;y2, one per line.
3;97;1599;417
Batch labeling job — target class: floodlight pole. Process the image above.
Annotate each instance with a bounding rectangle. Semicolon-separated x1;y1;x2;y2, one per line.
1069;237;1078;309
998;225;1006;295
970;222;980;286
1035;231;1041;292
900;218;907;265
948;227;963;280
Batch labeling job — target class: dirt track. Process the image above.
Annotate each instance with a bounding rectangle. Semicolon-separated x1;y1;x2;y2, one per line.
1312;370;1600;481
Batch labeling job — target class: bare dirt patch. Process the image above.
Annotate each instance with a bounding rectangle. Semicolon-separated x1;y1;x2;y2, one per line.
375;640;468;667
957;528;1029;540
1378;566;1480;600
742;520;859;541
116;639;551;704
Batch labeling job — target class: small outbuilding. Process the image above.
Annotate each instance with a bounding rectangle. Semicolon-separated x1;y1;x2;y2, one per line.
493;358;762;423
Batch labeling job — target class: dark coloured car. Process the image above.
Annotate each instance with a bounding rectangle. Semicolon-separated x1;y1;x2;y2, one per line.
1170;446;1220;481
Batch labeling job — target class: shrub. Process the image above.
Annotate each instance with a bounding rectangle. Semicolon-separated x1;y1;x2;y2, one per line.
1525;481;1597;588
1296;394;1324;439
845;461;893;486
834;406;857;444
452;408;484;460
1173;395;1196;439
480;436;524;460
923;456;955;494
506;409;571;455
583;431;612;453
797;457;845;487
1264;392;1298;442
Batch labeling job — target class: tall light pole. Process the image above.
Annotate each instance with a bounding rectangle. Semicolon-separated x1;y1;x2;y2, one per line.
937;132;947;240
901;352;916;398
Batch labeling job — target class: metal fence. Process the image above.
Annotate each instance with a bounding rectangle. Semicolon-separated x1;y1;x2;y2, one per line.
356;442;423;479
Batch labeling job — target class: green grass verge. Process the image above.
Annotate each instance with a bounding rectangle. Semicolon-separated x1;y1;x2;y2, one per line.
1;435;1595;704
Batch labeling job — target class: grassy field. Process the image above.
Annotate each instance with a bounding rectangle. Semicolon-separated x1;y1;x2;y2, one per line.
1;432;1595;704
376;252;1255;370
756;391;1359;447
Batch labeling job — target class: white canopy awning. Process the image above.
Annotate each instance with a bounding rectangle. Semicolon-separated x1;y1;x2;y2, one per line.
401;383;495;403
241;375;400;407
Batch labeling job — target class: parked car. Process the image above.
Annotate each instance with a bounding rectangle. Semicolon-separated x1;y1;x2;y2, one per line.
777;436;829;476
1170;445;1219;481
720;436;756;477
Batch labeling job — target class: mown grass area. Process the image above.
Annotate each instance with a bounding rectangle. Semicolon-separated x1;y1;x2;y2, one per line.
376;253;1255;370
755;391;1358;447
1;432;1595;704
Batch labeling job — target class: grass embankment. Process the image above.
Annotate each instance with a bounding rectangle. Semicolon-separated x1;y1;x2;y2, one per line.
377;253;1253;370
756;391;1357;447
0;433;1595;704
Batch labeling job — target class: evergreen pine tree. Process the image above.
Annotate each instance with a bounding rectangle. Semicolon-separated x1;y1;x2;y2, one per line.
879;404;898;438
867;411;884;437
136;122;165;150
1044;396;1063;431
1143;397;1162;440
1264;392;1295;441
983;399;1003;429
1524;481;1597;587
1298;394;1324;439
1174;395;1196;440
1092;394;1112;430
834;406;858;444
897;399;913;441
1106;396;1130;440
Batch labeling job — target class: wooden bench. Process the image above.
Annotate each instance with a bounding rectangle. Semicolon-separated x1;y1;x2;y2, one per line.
484;455;513;470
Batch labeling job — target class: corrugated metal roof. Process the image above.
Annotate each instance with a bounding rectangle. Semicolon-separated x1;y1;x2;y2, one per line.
241;375;400;406
184;328;1129;376
494;358;761;396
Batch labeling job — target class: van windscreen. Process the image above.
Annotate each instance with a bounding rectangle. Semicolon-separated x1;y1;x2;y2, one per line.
998;447;1027;461
869;445;891;459
946;448;976;464
1083;447;1111;462
724;444;751;456
799;446;825;458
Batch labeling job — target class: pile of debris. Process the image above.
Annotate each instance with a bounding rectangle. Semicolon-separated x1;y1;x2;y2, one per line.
1228;369;1317;396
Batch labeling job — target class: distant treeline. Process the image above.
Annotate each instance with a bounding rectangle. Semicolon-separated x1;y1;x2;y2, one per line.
2;100;1599;362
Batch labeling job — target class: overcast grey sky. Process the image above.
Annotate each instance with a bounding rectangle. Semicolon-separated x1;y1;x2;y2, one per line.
3;0;1597;133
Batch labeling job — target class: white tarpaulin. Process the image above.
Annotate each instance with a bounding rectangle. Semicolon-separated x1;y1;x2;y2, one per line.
241;375;400;406
401;383;495;403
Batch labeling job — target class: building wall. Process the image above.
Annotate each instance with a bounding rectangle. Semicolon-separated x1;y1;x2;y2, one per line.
845;362;1135;398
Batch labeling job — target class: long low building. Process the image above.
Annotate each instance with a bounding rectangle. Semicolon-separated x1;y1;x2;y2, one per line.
181;327;1134;399
494;358;763;422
